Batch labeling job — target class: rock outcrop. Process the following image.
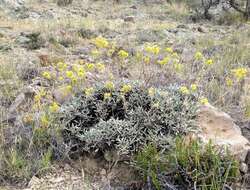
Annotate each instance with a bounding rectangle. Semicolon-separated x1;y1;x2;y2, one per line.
196;104;250;162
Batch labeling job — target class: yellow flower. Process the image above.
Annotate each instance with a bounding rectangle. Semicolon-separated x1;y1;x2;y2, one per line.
93;36;109;48
77;71;85;78
226;77;233;87
157;57;169;65
66;71;74;79
199;97;209;105
40;114;49;128
121;84;132;94
76;67;86;78
96;63;105;72
152;102;160;108
34;94;41;103
191;84;197;92
145;45;160;55
165;47;173;53
104;93;111;100
86;63;95;71
49;102;60;113
70;76;78;84
58;76;64;81
85;87;94;97
40;88;46;97
57;62;67;71
118;50;129;59
42;71;51;79
205;59;214;66
144;56;150;64
148;87;156;97
105;81;115;91
179;86;189;95
231;68;248;81
107;48;115;57
195;52;203;60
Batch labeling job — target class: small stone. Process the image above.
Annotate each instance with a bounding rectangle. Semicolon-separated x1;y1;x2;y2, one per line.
100;169;106;176
177;24;188;29
28;176;40;187
240;163;248;174
130;5;137;9
197;26;206;33
124;16;135;23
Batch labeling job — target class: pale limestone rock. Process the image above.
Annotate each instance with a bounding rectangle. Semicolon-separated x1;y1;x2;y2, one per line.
196;104;250;162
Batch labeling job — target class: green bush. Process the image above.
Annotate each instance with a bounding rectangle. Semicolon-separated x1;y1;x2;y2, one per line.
61;83;198;156
134;138;240;190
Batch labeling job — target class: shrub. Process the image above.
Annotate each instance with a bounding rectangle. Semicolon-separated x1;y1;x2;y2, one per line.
61;83;198;156
134;138;240;190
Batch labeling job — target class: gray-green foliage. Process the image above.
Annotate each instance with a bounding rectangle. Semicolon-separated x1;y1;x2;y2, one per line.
61;84;198;155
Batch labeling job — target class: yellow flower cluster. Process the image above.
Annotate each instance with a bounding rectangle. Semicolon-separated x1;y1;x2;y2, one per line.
179;86;189;94
121;84;132;93
179;84;198;95
205;59;214;66
195;52;203;61
49;102;60;113
145;44;160;55
118;50;129;59
57;62;67;71
165;47;173;54
42;71;51;79
226;77;233;87
148;87;156;97
157;57;169;66
96;63;105;72
40;114;49;128
85;87;94;97
104;92;111;100
190;84;197;92
94;36;109;48
105;81;115;91
231;68;248;81
199;97;209;105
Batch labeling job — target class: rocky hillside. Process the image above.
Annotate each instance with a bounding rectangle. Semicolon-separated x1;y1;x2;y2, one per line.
0;0;250;189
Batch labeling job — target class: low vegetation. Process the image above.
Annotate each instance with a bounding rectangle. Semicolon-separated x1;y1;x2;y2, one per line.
0;0;249;189
135;138;240;190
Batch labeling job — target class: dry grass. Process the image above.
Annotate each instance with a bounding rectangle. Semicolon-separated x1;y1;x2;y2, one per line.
0;0;249;188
